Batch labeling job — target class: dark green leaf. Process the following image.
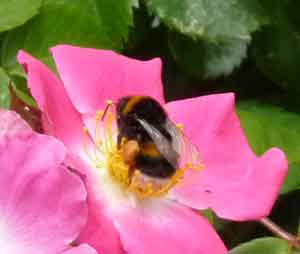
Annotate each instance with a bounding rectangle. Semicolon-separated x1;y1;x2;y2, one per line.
238;101;300;164
281;163;300;194
125;3;152;51
238;101;300;194
146;0;267;41
229;237;290;254
0;67;10;108
252;1;300;91
10;75;37;108
1;0;134;72
169;32;249;79
253;23;300;91
0;0;42;32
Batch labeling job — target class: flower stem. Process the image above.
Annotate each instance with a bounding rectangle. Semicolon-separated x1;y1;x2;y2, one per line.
260;218;300;248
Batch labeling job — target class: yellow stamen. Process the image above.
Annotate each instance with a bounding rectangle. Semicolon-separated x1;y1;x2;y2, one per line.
82;126;98;164
101;101;113;121
106;99;113;105
176;123;184;131
128;162;204;199
82;100;204;200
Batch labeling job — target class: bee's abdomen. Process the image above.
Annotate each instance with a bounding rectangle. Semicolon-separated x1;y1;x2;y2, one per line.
136;154;176;178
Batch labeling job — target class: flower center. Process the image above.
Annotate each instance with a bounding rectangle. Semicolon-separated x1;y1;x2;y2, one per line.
82;100;203;199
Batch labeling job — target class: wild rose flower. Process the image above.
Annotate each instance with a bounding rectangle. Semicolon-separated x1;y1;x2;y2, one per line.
18;45;288;254
0;110;96;254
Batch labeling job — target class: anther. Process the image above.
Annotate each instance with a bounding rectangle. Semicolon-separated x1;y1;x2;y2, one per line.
176;123;184;131
185;163;204;171
106;99;113;105
96;110;104;120
82;126;88;133
134;170;141;177
146;182;153;189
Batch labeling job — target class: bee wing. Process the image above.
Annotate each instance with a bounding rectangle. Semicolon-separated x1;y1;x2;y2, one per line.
136;118;178;168
165;119;201;167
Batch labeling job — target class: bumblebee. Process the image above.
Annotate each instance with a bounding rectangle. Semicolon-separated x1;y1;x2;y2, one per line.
116;96;200;179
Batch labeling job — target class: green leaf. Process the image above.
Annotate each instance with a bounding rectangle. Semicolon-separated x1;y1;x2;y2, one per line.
125;3;152;51
168;32;249;79
229;237;290;254
131;0;139;8
281;163;300;194
0;67;10;108
252;1;300;91
253;24;300;91
146;0;267;41
10;75;37;108
0;0;42;32
238;101;300;164
1;0;134;72
238;101;300;194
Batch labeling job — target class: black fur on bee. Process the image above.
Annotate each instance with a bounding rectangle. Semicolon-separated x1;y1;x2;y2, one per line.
116;96;177;178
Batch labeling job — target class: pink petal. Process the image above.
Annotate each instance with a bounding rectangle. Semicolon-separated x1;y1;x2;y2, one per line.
0;111;87;254
0;109;32;138
62;244;98;254
76;198;123;254
17;51;86;154
50;45;165;114
165;93;288;221
68;156;124;254
114;200;227;254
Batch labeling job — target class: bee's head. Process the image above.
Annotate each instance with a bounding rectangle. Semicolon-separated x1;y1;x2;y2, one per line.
116;96;168;142
117;95;166;120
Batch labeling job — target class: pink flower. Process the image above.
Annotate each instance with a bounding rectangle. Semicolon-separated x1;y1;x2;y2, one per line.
0;110;96;254
17;45;288;254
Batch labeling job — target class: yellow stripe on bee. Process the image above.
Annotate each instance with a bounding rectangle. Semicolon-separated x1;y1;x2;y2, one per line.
122;96;146;116
140;143;161;158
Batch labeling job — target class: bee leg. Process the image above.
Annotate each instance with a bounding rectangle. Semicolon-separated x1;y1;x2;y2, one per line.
117;134;122;149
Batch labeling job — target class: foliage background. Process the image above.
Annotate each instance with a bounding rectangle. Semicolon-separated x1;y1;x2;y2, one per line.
0;0;299;252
